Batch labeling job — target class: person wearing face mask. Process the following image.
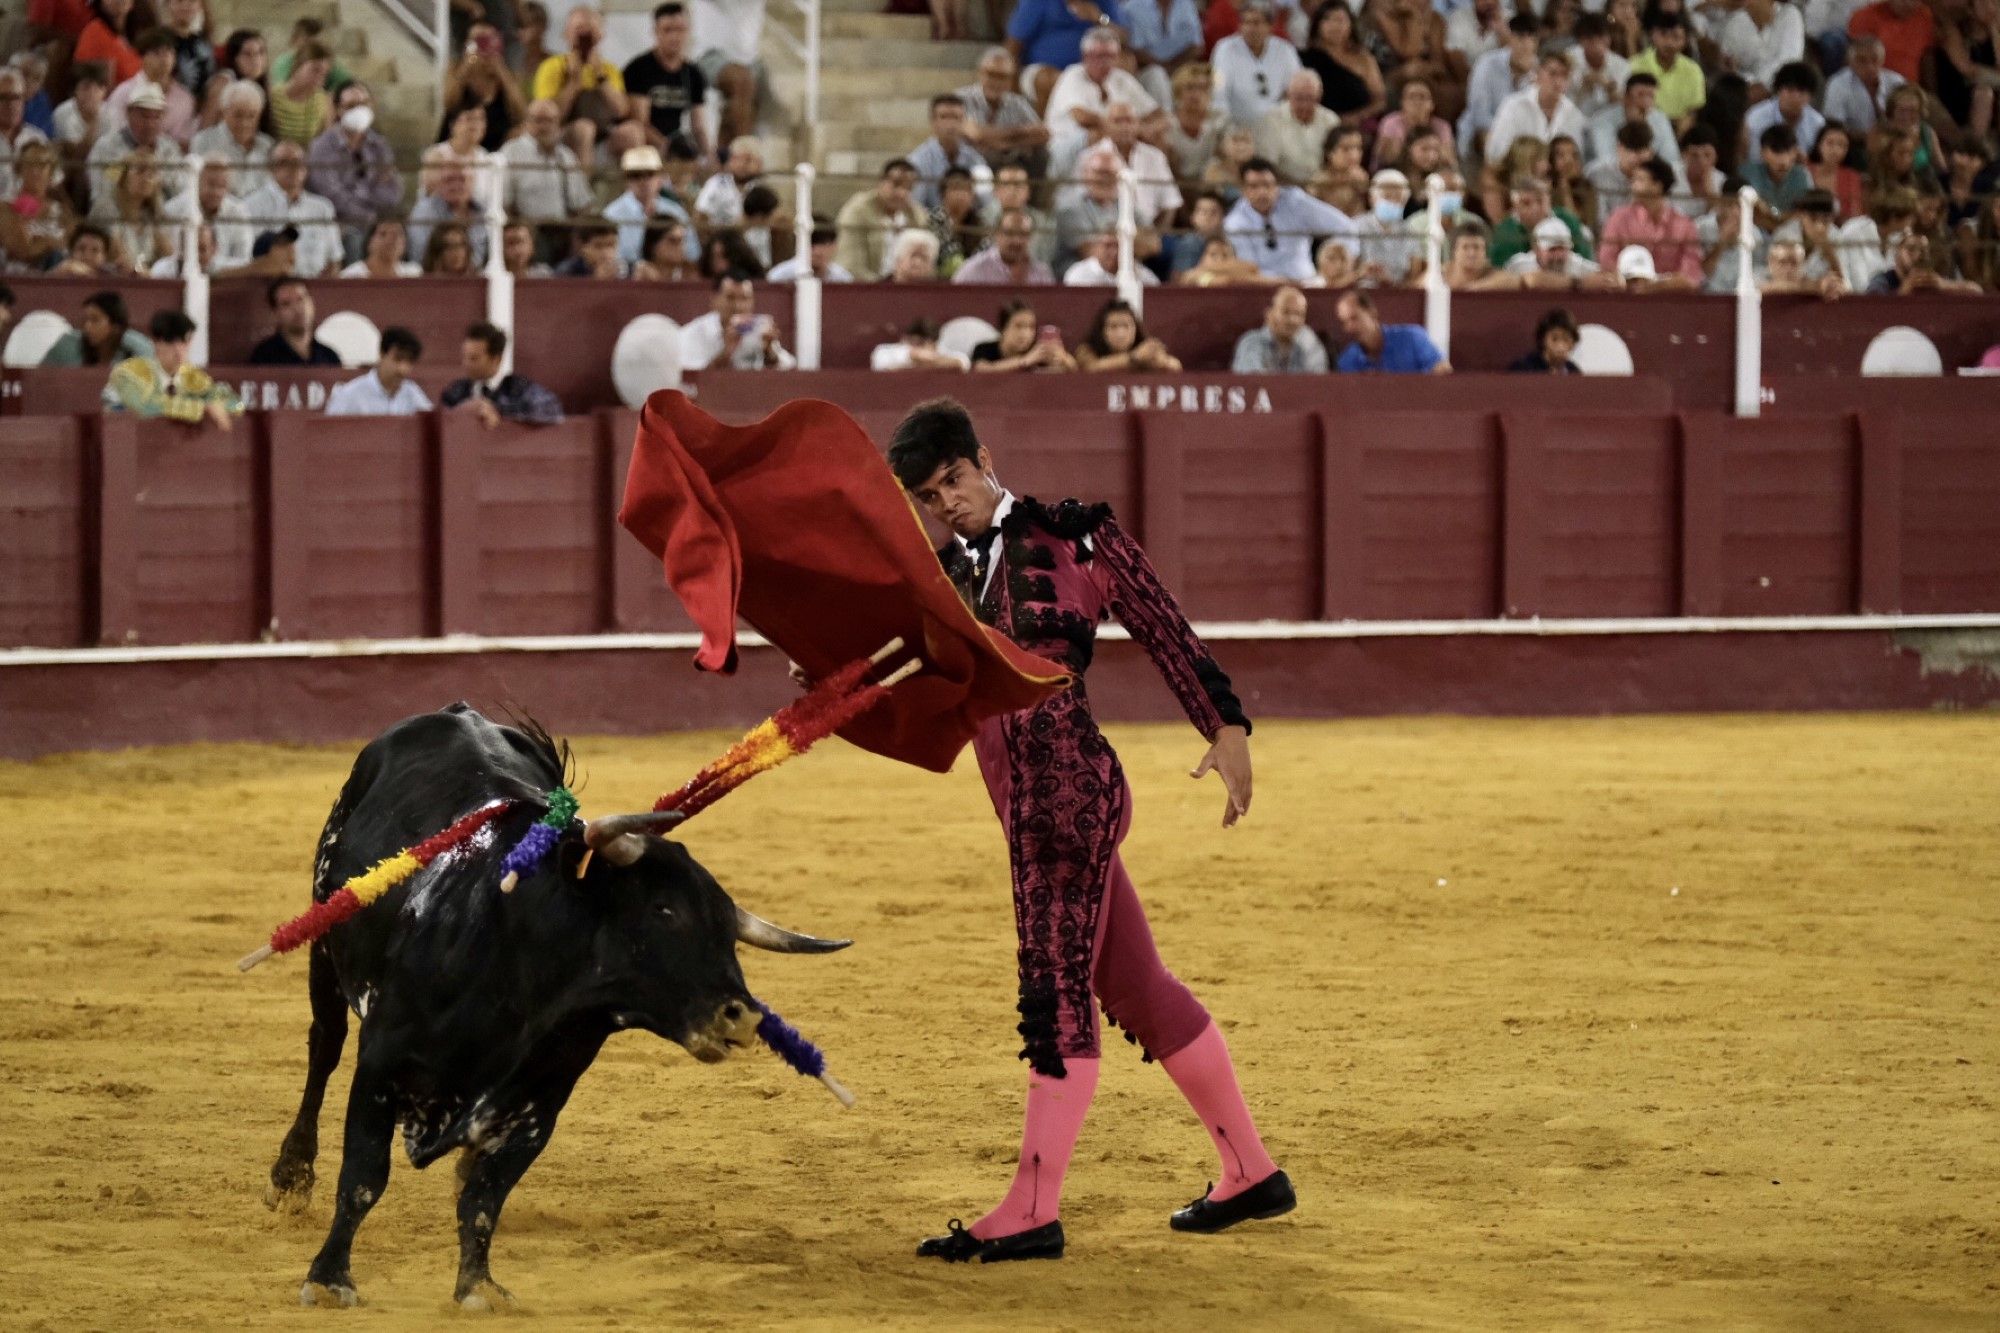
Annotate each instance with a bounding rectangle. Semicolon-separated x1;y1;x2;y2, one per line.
1402;168;1466;256
1348;168;1422;282
307;83;404;261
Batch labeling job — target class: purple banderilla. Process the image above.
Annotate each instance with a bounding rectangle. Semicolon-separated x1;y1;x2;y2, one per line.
753;998;855;1107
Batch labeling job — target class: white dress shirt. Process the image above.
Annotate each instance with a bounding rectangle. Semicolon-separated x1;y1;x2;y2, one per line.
1210;34;1303;126
1485;88;1587;161
1224;186;1359;280
679;310;797;371
326;369;434;416
239;182;343;277
1718;4;1805;88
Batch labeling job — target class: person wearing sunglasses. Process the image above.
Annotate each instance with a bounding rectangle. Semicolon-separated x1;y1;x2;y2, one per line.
1212;0;1302;126
1223;154;1356;280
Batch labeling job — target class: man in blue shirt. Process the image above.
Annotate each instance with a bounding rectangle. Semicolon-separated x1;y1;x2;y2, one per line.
1120;0;1202;107
1007;0;1126;109
1223;157;1358;282
1333;290;1450;373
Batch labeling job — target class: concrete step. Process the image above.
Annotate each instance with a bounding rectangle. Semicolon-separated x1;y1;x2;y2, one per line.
820;12;936;39
819;65;968;96
818;36;983;68
814;120;938;153
817;91;936;123
217;0;338;29
345;52;399;85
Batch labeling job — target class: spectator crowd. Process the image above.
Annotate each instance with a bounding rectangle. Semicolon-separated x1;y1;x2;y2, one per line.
4;0;1997;399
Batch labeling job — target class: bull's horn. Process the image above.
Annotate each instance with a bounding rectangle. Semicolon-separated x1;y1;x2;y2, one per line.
583;810;686;866
735;906;851;954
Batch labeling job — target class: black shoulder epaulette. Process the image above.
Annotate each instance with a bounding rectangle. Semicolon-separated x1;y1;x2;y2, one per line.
1004;496;1113;558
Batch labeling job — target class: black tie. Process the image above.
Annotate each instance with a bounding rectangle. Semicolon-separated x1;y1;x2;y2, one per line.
967;526;1000;586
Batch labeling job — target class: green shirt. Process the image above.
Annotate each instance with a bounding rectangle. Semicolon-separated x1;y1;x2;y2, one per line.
1489;207;1594;268
1629;49;1707;122
40;327;153;367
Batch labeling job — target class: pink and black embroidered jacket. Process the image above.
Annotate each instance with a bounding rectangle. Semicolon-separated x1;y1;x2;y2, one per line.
939;496;1248;1077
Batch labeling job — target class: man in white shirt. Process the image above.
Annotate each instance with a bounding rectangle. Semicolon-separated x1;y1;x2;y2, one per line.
104;29;196;147
1458;14;1539;157
1447;0;1508;63
187;81;272;198
690;0;764;144
1567;14;1631;119
164;158;255;269
1224;156;1358;280
1503;215;1609;286
240;140;342;277
326;327;433;416
680;270;796;370
1062;230;1161;285
0;69;48;199
1718;0;1804;97
767;221;855;281
1822;34;1903;134
1044;30;1165;178
1485;48;1586;163
1077;101;1181;225
500;98;594;223
1254;70;1339;186
1211;0;1301;127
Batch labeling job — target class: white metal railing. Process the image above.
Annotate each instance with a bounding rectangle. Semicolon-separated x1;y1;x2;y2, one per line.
792;164;821;368
180;154;208;364
1733;185;1761;418
485;155;514;375
1422;171;1449;362
1115;167;1141;310
362;0;451;95
766;0;822;128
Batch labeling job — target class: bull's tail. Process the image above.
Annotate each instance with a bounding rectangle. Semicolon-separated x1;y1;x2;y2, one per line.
265;940;350;1210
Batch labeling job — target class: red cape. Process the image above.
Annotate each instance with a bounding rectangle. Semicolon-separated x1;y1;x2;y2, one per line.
619;391;1068;773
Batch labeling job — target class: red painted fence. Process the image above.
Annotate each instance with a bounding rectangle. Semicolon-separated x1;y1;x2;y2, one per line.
4;383;1998;652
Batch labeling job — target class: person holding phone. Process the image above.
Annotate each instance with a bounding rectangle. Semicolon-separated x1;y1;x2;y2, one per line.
969;300;1079;371
678;269;796;370
533;5;629;164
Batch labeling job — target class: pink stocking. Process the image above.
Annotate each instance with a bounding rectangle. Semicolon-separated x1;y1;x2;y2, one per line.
969;1058;1101;1240
1160;1022;1278;1202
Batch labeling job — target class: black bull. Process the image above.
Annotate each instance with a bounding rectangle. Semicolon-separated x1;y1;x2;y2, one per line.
264;704;851;1310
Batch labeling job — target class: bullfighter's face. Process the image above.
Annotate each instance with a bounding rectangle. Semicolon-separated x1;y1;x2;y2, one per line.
907;446;1004;540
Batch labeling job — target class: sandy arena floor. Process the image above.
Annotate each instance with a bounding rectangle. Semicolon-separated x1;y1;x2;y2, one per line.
1;713;1996;1331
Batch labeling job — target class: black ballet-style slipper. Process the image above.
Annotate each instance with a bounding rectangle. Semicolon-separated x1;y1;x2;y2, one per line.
916;1218;983;1262
1169;1170;1297;1233
977;1220;1064;1263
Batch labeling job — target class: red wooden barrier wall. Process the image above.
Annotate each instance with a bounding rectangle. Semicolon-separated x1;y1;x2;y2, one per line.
5;392;1999;652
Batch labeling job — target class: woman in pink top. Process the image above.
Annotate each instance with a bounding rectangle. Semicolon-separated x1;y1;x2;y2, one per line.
1369;77;1458;171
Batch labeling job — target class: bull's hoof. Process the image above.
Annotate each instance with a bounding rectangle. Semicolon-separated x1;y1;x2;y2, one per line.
298;1280;361;1308
456;1279;515;1313
265;1180;313;1214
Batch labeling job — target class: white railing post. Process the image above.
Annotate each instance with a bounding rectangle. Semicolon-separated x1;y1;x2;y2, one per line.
435;0;450;115
1115;166;1141;311
805;0;821;127
792;163;821;369
1423;171;1450;364
1733;184;1760;418
484;154;514;376
181;153;208;365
